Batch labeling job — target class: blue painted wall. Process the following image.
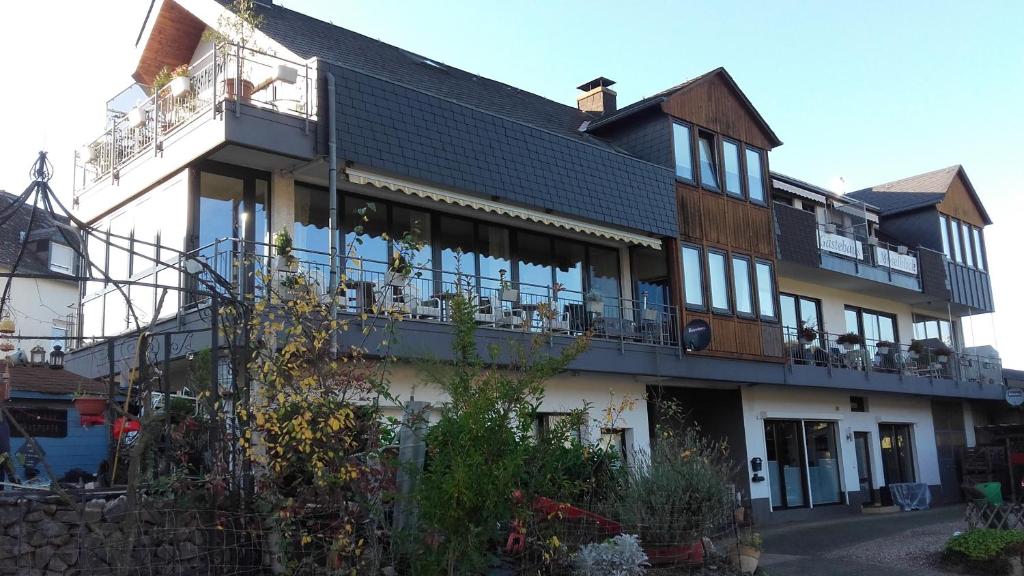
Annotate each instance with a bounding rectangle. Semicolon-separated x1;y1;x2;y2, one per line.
7;400;110;480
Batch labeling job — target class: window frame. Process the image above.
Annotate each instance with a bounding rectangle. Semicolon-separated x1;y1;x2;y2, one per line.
754;259;778;322
780;292;824;344
745;145;767;205
672;121;696;184
972;226;986;270
731;254;755;318
48;242;75;274
696;130;721;192
721;137;744;198
949;217;964;263
844;305;900;346
707;248;732;315
680;243;706;312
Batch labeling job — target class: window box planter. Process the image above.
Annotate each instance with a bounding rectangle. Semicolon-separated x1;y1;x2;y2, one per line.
837;332;864;351
74;397;107;417
867;236;879;246
897;245;909;255
499;288;519;302
169;75;191;98
127;107;148;128
876;341;896;356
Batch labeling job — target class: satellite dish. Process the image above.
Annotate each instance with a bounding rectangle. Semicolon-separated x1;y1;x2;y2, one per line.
683;319;712;351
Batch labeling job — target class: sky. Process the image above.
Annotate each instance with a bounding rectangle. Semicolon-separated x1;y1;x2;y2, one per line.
0;1;1021;365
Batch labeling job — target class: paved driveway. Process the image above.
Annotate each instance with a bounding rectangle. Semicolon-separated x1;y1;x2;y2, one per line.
759;505;965;576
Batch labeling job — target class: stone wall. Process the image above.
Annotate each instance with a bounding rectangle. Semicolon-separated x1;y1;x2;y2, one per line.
0;495;261;575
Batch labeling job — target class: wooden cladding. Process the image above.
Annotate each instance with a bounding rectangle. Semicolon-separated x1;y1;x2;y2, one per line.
133;0;207;86
661;72;779;151
939;172;988;228
684;312;783;361
679;183;773;257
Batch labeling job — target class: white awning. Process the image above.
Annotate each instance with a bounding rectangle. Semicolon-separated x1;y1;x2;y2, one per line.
346;168;662;249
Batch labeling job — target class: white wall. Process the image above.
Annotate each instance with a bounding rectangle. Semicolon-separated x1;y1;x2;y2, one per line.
0;271;77;356
384;364;651;455
741;385;940;507
778;276;917;345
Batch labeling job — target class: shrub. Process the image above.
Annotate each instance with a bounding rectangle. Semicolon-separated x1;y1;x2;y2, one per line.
944;529;1024;575
574;534;649;576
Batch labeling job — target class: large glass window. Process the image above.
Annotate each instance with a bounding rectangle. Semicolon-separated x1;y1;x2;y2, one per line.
588;245;621;316
746;147;765;203
722;140;742;197
293;184;330;261
632;247;669;313
681;245;704;310
755;260;776;320
391;206;432;273
438;216;476;290
780;293;822;344
913;315;955;347
765;420;807;508
517;231;554;297
962;224;975;267
949;218;963;263
554;240;585;302
197;172;243;256
707;250;730;313
344;196;388;276
972;227;985;270
672;122;694;182
879;423;915;484
107;212;132;283
732;255;753;316
804;421;842;505
697;131;719;191
478;223;511;294
939;215;952;259
846;306;898;352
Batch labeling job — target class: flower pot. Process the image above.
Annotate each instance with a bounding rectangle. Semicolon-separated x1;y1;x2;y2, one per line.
909;350;920;359
841;342;855;351
867;236;879;246
643;308;659;321
74;397;107;417
798;337;812;345
275;254;298;272
736;545;761;574
824;223;837;234
170;75;191;98
586;300;604;315
499;288;519;302
225;78;254;103
897;245;909;255
877;346;891;355
127;107;148;128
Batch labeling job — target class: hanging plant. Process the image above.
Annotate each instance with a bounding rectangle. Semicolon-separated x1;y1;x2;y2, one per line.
0;311;15;335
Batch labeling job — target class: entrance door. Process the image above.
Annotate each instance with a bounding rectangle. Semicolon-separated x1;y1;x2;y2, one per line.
932;400;967;504
854;432;876;503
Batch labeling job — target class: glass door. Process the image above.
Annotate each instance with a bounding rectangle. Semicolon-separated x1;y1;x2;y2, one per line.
765;420;807;508
879;423;916;485
804;421;841;505
854;431;875;502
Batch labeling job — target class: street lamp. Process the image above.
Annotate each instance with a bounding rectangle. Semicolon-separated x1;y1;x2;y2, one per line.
29;345;46;366
48;345;65;370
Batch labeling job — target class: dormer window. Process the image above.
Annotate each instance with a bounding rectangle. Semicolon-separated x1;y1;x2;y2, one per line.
697;131;720;191
49;242;74;274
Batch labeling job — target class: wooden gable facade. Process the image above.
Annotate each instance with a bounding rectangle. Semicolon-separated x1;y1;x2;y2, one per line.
133;0;207;86
664;70;785;361
938;168;991;228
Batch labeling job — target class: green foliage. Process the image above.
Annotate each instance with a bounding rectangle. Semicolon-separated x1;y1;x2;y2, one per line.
946;529;1024;561
612;425;734;546
413;290;589;574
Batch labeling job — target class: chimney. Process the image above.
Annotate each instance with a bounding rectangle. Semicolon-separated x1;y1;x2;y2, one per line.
576;77;616;115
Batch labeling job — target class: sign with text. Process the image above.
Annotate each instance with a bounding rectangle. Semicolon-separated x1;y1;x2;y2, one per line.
874;246;918;275
818;231;863;260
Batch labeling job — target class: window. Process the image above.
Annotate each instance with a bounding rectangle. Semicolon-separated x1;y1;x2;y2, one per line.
780;293;822;344
672;122;694;182
49;242;74;274
913;315;955;347
939;215;952;259
534;413;584;444
8;407;67;438
962;225;975;268
599;428;628;464
879;423;915;484
517;231;555;294
732;255;753;316
707;250;730;313
439;216;477;287
633;247;669;313
391;206;432;271
681;245;705;310
755;260;776;320
765;420;807;508
850;396;868;412
588;245;621;316
804;421;842;505
972;227;985;270
697;131;720;191
846;306;897;353
746;147;765;203
722;140;743;197
51;325;67;352
293;184;330;269
949;218;963;263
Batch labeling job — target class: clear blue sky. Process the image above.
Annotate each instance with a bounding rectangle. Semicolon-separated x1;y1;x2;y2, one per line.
0;1;1020;363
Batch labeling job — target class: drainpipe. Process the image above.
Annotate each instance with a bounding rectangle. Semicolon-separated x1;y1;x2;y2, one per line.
327;72;340;359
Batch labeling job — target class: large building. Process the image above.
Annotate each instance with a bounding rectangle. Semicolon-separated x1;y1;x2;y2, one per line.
66;0;1004;524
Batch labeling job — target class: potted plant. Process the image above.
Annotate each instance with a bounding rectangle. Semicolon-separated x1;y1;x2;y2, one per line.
909;339;926;359
735;531;762;574
836;332;864;351
153;64;191;97
273;229;298;272
73;388;107;418
388;253;413;287
824;223;837;234
203;0;264;103
585;289;605;315
498;269;518;302
897;245;909;255
934;343;954;364
279;273;306;300
127;105;148;128
796;324;817;344
876;340;896;356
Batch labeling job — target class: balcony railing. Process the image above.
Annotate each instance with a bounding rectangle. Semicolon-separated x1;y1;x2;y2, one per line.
190;238;681;349
817;223;920;279
782;327;1002;385
75;43;316;192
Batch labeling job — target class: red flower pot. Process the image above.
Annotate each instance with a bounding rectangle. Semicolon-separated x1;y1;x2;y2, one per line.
74;397;107;417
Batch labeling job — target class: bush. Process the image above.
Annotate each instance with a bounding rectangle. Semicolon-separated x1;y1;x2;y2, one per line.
944;529;1024;575
612;427;734;547
574;534;649;576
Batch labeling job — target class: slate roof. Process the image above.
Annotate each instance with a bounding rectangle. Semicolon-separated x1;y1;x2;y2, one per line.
847;165;992;225
2;361;106;397
0;190;78;277
236;1;678;236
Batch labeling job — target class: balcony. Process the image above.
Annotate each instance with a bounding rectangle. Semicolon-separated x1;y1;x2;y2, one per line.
73;44;317;218
782;326;1003;390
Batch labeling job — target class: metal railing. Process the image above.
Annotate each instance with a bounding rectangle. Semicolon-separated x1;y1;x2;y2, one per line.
192;238;682;348
782;326;1003;385
817;223;920;279
75;43;316;192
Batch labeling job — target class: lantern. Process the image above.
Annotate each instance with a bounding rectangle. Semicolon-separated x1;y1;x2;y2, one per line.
29;345;46;366
0;313;14;335
48;345;65;369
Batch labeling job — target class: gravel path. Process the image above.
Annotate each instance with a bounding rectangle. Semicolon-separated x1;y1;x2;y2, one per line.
825;519;966;573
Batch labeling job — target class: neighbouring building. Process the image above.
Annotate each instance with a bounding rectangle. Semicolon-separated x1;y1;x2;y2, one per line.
65;0;1006;524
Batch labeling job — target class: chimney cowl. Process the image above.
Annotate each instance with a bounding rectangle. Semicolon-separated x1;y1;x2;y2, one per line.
576;77;617;115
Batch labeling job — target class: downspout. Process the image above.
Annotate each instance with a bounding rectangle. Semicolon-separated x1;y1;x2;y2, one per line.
327;72;340;359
